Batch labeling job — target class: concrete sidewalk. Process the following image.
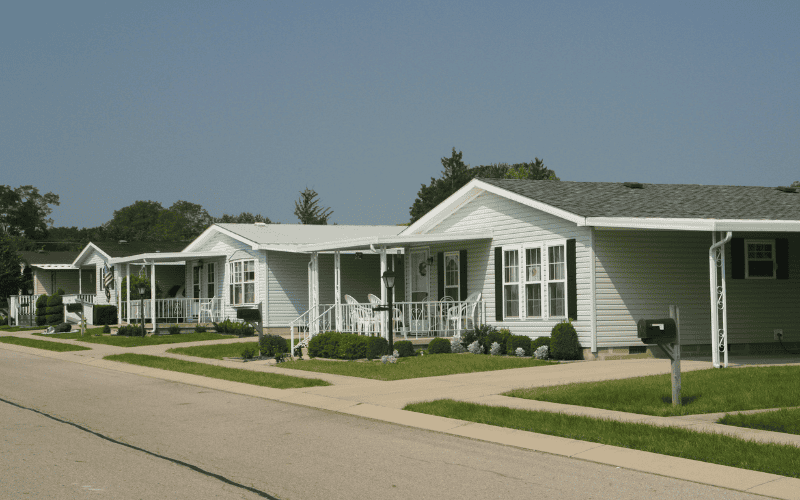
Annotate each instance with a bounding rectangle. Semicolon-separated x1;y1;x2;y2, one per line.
3;329;800;499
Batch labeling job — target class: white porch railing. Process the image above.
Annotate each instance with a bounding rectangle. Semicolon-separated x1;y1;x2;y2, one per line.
125;298;223;324
8;295;43;326
290;299;486;355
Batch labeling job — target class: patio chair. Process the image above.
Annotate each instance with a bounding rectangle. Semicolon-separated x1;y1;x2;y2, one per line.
446;292;482;335
198;299;214;323
344;295;378;335
368;293;404;335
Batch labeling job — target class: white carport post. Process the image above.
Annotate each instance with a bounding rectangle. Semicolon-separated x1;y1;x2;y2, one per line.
116;266;122;324
709;231;732;368
379;246;387;340
309;253;319;336
150;262;156;333
334;251;342;332
126;264;131;324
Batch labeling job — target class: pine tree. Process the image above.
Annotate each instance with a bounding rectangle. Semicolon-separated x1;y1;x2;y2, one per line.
294;189;333;225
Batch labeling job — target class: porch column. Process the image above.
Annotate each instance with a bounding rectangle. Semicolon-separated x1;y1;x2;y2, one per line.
334;251;342;331
380;246;387;339
126;264;131;324
150;262;156;333
310;253;319;335
79;267;82;294
116;266;122;325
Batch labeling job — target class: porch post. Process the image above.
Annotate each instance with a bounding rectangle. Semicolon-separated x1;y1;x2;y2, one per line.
79;267;82;294
126;264;131;324
334;251;342;331
150;262;156;333
380;246;387;339
116;266;122;325
311;253;319;335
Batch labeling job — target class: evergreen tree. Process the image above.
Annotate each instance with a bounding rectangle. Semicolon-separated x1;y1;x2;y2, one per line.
294;188;333;225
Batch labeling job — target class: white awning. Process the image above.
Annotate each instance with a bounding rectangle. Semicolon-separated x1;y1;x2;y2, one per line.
30;264;77;270
297;230;493;253
108;251;228;265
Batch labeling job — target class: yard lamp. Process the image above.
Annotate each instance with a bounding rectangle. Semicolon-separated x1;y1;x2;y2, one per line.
137;283;147;335
381;271;396;354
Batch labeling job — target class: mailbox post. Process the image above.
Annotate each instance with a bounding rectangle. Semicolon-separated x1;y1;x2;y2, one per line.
638;306;681;406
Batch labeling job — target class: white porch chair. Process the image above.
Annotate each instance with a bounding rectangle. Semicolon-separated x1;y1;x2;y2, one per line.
368;293;404;335
344;295;378;335
198;299;214;323
446;292;482;335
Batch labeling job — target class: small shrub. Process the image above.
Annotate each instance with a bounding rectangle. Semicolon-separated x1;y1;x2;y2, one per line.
427;337;451;354
467;340;482;354
102;324;111;334
380;354;397;364
259;334;289;357
213;319;255;337
451;339;466;353
507;335;531;356
393;340;415;358
241;345;257;359
550;320;583;360
93;305;118;326
534;345;549;360
55;322;71;333
530;336;550;351
117;325;146;337
307;331;341;358
194;324;206;333
462;324;495;353
335;334;369;360
515;347;526;357
168;325;181;335
367;336;390;360
274;352;284;363
489;342;502;356
0;314;7;326
484;329;511;355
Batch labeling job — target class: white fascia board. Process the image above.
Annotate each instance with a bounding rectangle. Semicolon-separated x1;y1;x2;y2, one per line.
586;217;800;232
109;252;226;265
296;231;492;253
183;225;259;252
72;242;111;267
402;180;487;235
32;264;77;270
474;180;587;225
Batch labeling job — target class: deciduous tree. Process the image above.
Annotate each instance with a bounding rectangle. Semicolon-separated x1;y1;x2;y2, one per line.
0;185;60;239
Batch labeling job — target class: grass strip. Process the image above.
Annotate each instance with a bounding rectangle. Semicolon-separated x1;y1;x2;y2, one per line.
405;399;800;478
277;354;555;381
168;342;258;359
104;353;330;389
719;408;800;436
0;336;91;352
506;365;800;416
35;330;235;347
0;326;46;332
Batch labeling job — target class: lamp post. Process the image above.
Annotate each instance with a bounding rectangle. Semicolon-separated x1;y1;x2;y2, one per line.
137;284;146;335
375;271;396;354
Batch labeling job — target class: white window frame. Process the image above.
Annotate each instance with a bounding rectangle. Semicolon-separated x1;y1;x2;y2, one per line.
229;259;256;306
443;251;460;300
745;239;776;279
524;246;542;318
503;248;520;318
501;239;567;320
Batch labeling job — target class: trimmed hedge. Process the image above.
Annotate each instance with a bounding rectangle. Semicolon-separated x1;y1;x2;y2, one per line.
530;336;550;351
212;319;255;337
307;331;341;358
427;337;451;354
507;335;532;357
393;340;415;358
36;295;49;326
259;334;289;357
550;321;583;360
367;336;389;360
117;325;147;337
335;334;369;360
94;305;117;326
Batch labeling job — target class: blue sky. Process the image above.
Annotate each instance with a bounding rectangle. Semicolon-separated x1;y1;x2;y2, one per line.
2;1;798;229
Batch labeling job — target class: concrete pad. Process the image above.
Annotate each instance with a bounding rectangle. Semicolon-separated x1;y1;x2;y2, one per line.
573;444;781;492
340;404;468;433
746;477;800;500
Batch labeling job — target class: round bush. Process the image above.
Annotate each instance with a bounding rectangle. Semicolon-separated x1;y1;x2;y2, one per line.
427;337;451;354
167;324;181;335
484;329;511;355
530;336;550;351
259;334;289;357
335;334;369;360
393;340;415;358
102;324;111;333
367;336;389;360
56;322;71;333
307;331;342;358
549;321;582;360
507;335;532;356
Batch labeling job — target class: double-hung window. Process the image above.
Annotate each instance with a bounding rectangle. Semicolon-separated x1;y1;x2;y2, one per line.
503;250;520;318
500;240;568;320
207;263;216;297
525;248;542;317
444;252;460;300
745;240;776;279
548;245;566;317
192;266;201;298
229;260;255;305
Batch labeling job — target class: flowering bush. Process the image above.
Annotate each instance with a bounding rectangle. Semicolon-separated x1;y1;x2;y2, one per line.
534;345;549;360
467;340;482;354
515;347;526;357
393;349;400;358
380;354;397;364
451;339;466;353
489;342;502;356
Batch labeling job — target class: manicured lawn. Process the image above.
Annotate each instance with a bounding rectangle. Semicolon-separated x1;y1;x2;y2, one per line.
506;365;800;416
0;326;45;332
0;336;92;352
719;408;800;436
104;354;329;389
404;399;800;479
34;330;235;347
168;342;259;359
278;353;555;381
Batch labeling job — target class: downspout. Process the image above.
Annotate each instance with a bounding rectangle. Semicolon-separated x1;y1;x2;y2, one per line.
709;231;732;368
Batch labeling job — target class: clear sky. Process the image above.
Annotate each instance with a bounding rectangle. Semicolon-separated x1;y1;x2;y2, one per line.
2;0;798;228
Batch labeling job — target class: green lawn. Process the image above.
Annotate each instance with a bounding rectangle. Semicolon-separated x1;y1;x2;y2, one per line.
34;330;235;347
719;408;800;436
0;336;92;352
405;399;800;479
0;326;45;332
104;354;329;389
277;353;555;381
168;341;258;359
506;365;800;416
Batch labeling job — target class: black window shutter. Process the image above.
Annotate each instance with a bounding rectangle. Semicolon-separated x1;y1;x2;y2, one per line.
776;238;789;279
437;252;444;300
566;239;577;320
494;247;503;321
731;238;745;279
459;249;468;300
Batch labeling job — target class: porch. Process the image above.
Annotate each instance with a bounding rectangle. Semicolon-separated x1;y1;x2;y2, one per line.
123;298;224;325
8;293;95;326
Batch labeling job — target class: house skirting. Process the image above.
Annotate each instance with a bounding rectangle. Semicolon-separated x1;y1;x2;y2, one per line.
583;342;800;361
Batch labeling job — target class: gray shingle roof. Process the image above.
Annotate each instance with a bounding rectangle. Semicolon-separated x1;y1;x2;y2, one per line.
478;179;800;220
